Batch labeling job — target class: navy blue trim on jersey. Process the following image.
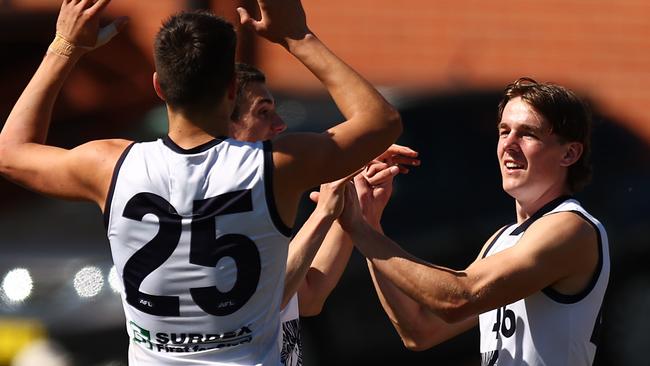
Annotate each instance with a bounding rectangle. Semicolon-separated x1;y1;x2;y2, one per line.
162;135;226;154
482;225;511;259
542;210;604;304
510;195;573;236
263;140;293;237
103;142;136;228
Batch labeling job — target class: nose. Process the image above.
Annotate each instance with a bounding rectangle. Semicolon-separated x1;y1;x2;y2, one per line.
501;131;519;150
272;115;287;134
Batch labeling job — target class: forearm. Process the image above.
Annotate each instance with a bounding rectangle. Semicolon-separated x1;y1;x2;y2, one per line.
1;51;81;145
287;35;394;118
298;221;353;316
286;34;401;154
351;222;471;322
367;258;453;349
363;221;437;340
283;210;336;309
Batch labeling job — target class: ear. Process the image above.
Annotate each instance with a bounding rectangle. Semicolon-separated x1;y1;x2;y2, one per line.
560;142;583;167
152;72;166;101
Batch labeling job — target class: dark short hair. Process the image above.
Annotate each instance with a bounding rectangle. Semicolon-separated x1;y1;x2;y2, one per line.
497;77;593;192
231;63;267;121
154;11;236;110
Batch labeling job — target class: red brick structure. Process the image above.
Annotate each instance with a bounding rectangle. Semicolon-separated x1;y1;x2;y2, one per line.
8;0;650;142
258;0;650;142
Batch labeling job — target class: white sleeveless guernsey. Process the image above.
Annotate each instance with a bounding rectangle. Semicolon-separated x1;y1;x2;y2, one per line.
279;295;302;366
479;196;609;366
104;136;292;365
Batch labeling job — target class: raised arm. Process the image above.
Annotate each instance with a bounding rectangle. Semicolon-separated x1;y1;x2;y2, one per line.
293;220;353;317
282;177;348;310
238;0;402;225
0;0;129;206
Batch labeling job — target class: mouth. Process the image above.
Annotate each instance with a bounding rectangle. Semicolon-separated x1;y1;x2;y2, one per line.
503;160;525;171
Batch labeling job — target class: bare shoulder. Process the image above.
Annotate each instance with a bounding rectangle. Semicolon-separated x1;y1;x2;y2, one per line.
70;138;134;172
526;211;597;251
519;211;599;280
70;139;134;206
72;138;133;156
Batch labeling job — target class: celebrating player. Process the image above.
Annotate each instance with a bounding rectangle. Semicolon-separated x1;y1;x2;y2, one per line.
341;78;608;366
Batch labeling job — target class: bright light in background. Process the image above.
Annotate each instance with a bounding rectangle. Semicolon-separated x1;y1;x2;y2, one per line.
107;266;122;295
2;268;33;303
73;266;104;298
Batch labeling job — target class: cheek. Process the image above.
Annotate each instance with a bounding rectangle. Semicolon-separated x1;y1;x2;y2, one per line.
526;147;559;171
496;141;505;157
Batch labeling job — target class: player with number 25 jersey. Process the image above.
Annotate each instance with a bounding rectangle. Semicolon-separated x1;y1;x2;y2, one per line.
105;137;290;365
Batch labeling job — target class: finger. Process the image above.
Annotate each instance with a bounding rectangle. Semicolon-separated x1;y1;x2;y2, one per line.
77;0;93;9
95;16;128;48
353;173;372;197
309;191;319;203
345;181;360;206
364;162;390;178
387;144;418;156
366;166;399;186
390;155;421;167
395;165;410;174
377;144;419;162
237;7;258;29
87;0;110;16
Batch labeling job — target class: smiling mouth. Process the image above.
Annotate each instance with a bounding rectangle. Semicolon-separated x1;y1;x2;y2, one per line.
504;161;525;170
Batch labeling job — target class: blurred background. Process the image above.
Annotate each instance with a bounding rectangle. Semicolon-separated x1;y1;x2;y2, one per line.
1;0;649;365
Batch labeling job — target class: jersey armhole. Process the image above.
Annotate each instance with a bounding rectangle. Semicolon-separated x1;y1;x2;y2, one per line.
263;140;293;237
481;224;511;259
541;210;604;304
103;142;136;229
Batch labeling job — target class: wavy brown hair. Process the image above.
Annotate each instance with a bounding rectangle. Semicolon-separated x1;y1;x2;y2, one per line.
497;77;592;192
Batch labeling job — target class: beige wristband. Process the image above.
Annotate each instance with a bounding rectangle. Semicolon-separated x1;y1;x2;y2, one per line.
47;33;79;57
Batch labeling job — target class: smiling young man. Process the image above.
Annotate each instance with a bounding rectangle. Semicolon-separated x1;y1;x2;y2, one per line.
339;78;609;366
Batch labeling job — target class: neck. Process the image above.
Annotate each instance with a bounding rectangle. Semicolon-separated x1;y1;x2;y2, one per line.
514;185;571;223
166;103;230;149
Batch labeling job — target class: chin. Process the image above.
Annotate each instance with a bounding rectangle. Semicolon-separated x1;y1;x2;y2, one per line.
502;180;525;199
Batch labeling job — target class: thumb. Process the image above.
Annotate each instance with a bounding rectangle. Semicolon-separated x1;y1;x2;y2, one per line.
309;191;320;203
236;7;254;27
95;16;128;48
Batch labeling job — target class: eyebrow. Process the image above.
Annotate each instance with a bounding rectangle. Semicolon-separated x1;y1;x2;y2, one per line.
497;122;545;134
254;98;274;107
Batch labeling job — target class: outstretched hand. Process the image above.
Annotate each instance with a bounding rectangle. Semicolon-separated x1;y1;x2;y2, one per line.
374;144;420;174
355;162;395;228
55;0;127;52
237;0;310;48
310;176;349;221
